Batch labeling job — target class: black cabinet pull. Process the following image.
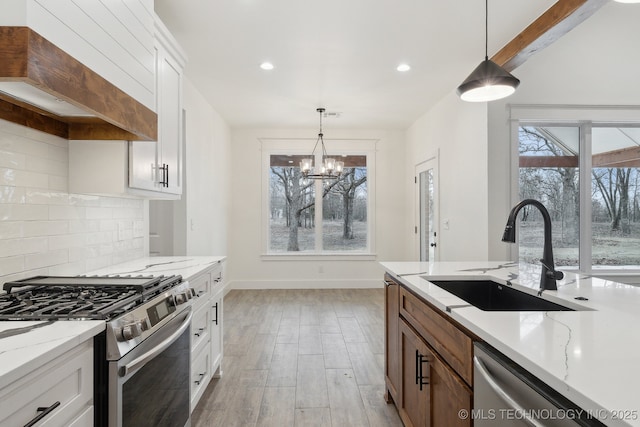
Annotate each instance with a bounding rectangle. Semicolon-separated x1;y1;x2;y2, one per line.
415;351;430;391
158;163;169;187
24;401;60;427
212;302;218;325
194;372;206;385
415;349;420;386
194;327;205;337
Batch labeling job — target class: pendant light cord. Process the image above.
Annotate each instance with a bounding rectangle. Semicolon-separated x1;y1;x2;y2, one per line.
485;0;488;61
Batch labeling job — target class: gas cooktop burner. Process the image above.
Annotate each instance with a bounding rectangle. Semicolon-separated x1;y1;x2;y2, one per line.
0;275;183;321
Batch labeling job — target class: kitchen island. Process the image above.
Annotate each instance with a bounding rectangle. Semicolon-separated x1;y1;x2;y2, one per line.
382;261;640;427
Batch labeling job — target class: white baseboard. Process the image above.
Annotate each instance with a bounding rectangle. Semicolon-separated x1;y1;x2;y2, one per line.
226;279;383;290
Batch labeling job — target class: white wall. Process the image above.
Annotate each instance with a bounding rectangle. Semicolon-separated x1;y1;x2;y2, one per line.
405;94;490;261
150;78;231;257
0;120;146;283
227;128;406;289
183;78;231;256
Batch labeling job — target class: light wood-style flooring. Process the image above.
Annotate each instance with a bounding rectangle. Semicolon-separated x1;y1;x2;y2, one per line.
192;288;403;427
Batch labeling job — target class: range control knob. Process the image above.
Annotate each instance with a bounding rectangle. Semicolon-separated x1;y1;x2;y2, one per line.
137;318;149;332
121;322;142;341
174;292;187;305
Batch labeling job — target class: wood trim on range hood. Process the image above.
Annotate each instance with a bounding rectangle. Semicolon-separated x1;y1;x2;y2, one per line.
0;26;157;141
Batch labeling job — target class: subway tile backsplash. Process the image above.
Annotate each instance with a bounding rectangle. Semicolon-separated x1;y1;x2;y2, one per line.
0;120;145;284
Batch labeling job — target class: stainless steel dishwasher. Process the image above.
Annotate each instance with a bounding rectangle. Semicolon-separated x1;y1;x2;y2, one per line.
473;342;605;427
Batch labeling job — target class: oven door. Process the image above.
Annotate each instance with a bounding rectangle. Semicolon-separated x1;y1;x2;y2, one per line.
109;306;192;427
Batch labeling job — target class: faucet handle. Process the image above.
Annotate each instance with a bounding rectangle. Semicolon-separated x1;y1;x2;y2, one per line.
549;270;564;280
540;259;564;280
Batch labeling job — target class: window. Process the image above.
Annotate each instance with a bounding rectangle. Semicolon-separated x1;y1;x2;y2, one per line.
514;113;640;272
518;126;580;267
263;139;375;256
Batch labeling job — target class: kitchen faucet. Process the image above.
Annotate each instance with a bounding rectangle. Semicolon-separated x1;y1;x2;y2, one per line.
502;199;564;295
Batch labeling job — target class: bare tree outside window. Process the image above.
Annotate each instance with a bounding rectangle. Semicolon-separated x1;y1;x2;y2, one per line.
518;125;640;268
269;154;368;253
323;156;367;251
518;126;580;266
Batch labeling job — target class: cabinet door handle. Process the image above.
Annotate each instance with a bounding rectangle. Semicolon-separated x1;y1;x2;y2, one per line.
194;327;205;337
158;163;169;187
194;372;206;385
415;349;420;386
24;401;60;427
158;164;167;187
415;350;430;391
212;302;218;325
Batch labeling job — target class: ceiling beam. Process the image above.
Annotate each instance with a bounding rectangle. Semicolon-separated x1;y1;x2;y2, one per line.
519;156;578;168
593;146;640;168
520;146;640;169
491;0;609;72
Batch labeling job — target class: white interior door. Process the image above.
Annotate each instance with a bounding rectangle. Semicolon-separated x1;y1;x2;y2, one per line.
415;156;439;261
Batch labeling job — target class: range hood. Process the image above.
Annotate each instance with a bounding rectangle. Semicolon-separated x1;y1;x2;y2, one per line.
0;27;156;141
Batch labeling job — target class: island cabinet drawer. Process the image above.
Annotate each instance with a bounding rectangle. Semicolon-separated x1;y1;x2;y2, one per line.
399;287;474;385
0;340;93;427
190;272;212;311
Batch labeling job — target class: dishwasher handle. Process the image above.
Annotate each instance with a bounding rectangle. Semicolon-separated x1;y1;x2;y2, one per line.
473;355;545;427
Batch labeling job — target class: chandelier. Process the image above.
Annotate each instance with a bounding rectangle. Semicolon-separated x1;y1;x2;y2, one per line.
300;108;344;180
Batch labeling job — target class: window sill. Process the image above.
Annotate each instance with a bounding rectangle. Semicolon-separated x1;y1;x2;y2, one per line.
261;253;377;261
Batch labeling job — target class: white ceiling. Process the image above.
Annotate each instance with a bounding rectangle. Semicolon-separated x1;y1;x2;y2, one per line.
154;0;558;130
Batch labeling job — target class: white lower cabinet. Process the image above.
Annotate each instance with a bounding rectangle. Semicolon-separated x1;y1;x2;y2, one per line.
210;286;223;378
188;260;225;411
192;303;211;357
190;341;211;411
0;340;93;427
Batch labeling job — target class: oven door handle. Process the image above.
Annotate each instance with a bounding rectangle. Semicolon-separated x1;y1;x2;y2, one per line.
120;308;192;377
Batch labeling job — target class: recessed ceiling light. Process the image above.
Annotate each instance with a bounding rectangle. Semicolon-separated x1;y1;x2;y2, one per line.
260;62;274;70
396;63;411;72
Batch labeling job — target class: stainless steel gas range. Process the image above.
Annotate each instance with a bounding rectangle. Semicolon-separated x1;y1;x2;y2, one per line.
0;275;195;427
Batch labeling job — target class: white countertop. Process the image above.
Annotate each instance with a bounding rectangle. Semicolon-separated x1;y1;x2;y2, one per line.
87;256;226;280
0;320;105;386
381;261;640;427
0;255;226;389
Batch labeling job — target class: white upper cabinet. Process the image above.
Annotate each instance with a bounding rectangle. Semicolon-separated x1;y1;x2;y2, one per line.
128;17;185;196
157;46;184;195
69;9;186;199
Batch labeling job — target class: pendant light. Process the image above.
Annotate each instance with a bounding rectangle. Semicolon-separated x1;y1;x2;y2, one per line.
457;0;520;102
300;108;344;180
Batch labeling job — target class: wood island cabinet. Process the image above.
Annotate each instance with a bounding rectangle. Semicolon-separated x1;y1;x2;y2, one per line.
385;274;474;427
385;274;401;403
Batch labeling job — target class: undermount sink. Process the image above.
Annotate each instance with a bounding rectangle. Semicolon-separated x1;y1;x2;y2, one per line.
426;279;575;311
